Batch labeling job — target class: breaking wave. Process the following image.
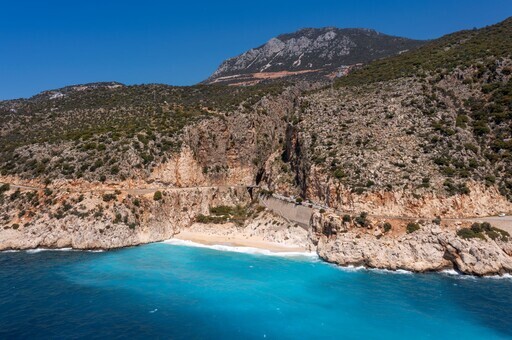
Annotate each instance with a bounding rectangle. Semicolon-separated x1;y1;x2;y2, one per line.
162;238;319;259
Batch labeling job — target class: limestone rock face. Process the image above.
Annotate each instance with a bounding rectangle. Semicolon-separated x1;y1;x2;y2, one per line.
310;212;512;276
0;187;250;251
149;147;208;187
206;27;424;84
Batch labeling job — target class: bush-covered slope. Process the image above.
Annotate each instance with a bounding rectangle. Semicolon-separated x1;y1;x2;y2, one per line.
337;17;512;86
0;82;286;182
268;17;512;213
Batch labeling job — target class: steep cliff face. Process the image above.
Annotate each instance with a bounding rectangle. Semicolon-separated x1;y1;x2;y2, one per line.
182;86;301;186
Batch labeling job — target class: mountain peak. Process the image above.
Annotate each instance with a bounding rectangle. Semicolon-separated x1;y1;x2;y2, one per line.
205;27;424;85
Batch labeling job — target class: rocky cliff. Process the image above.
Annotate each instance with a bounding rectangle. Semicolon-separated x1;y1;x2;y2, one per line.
0;185;250;250
310;212;512;276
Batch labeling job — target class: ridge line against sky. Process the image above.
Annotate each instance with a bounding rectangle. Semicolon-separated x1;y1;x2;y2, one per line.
1;0;511;100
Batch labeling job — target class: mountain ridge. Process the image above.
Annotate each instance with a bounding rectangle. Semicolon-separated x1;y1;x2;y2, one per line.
205;27;426;85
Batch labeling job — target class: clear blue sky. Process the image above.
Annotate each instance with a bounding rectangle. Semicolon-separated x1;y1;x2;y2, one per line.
1;0;511;100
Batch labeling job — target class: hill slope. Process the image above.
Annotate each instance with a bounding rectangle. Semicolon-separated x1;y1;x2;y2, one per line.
267;16;512;217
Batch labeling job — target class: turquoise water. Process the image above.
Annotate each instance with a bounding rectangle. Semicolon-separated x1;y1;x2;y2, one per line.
1;242;511;339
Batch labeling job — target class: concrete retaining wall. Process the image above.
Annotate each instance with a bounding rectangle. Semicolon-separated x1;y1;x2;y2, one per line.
260;196;313;228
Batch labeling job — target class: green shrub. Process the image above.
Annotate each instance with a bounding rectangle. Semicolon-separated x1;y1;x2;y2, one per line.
487;227;509;241
383;222;392;233
198;204;250;226
406;222;420;234
259;189;274;198
457;227;485;240
10;189;21;201
355;212;369;228
196;214;228;224
470;222;483;233
456;114;469;128
114;213;122;224
463;222;510;241
102;193;117;202
153;191;163;201
0;183;10;194
333;168;346;180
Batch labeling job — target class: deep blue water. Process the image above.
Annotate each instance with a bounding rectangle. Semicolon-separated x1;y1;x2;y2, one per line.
1;242;511;339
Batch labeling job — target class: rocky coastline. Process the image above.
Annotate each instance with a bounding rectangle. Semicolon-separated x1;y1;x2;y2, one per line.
310;213;512;276
2;183;511;277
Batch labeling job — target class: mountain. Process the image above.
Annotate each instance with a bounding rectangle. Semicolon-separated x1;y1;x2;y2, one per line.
204;27;426;85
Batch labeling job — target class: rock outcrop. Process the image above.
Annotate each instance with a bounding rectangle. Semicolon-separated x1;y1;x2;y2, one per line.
311;212;512;276
0;186;250;250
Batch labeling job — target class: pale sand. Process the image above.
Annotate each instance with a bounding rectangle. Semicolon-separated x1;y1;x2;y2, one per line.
173;230;307;253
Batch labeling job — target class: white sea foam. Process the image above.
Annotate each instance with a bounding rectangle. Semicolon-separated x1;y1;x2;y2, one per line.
440;269;512;280
370;268;413;275
332;264;413;275
331;264;365;272
1;248;105;254
486;273;512;280
26;248;73;253
162;239;319;259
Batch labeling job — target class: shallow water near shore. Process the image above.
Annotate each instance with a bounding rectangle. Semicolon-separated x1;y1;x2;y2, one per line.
1;243;511;339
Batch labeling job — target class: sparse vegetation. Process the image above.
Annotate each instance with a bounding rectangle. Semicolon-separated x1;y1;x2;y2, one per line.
457;222;510;241
196;204;250;226
153;191;163;201
355;212;370;228
406;222;420;234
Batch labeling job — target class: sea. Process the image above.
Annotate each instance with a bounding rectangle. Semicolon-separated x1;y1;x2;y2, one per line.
1;240;511;339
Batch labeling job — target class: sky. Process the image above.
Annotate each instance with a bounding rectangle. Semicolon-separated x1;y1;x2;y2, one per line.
0;0;511;100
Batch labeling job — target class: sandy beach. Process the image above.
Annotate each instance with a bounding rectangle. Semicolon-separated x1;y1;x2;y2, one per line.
173;230;308;253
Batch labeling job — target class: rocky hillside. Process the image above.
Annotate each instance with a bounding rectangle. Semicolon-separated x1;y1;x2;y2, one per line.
0;82;289;185
205;27;425;85
263;17;512;217
0;79;296;250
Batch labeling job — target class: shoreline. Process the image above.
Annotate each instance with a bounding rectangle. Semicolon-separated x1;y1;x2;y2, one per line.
2;240;512;279
172;230;309;253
